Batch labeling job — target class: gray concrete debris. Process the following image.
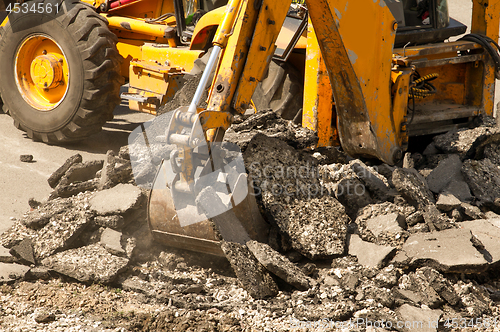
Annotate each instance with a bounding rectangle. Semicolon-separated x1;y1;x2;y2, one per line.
53;179;98;199
417;267;460;306
90;183;144;215
28;197;42;209
22;198;73;229
349;160;392;201
0;245;15;263
436;193;461;212
118;146;130;160
461;202;486;220
0;262;30;284
396;274;443;309
442;179;473;202
425;154;450;170
433;125;500;159
403;152;424;169
120;275;157;297
406;211;424;227
396;267;460;309
426;154;463;194
98;150;133;190
34;312;56;323
374;265;400;288
127;223;155;260
423;205;454;231
48;154;82;189
41;243;129;284
25;266;52;280
94;215;126;230
462;159;500;212
58;160;104;187
392;228;488;273
220;241;278;299
243;134;349;259
308;146;348;165
454;280;492;317
99;150;117;191
377;163;395;187
225;110;317;152
365;212;406;237
195;187;251;245
9;237;35;265
392;168;435;209
32;209;93;260
423;142;440;155
484;144;500;166
485;211;500;219
356;201;416;223
19;154;33;163
335;176;374;218
100;228;126;256
274;196;349;259
0;222;37;249
348;234;396;268
460;219;500;266
128;141;175;189
246;240;311;291
395;304;442;332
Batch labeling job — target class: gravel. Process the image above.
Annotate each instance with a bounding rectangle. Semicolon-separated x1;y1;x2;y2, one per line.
4;117;500;331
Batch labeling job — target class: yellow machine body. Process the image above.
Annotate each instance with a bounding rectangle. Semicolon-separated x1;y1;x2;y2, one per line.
2;0;499;253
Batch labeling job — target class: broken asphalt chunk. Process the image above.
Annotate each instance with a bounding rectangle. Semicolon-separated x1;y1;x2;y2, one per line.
47;154;82;189
433;125;500;160
246;240;311;291
41;243;129;284
460;219;500;266
220;241;278;299
0;262;30;284
9;237;35;265
392;228;488;273
365;212;406;237
392;168;435;209
395;304;442;332
348;234;396;268
426;154;463;194
436;193;461;212
90;183;144;215
462;159;500;213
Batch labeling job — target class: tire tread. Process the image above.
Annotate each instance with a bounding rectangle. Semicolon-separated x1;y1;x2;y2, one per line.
1;0;123;143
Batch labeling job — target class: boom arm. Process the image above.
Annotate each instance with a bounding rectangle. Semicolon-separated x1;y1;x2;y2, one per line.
204;0;406;164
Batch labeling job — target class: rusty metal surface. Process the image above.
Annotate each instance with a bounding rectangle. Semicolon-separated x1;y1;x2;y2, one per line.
148;157;269;255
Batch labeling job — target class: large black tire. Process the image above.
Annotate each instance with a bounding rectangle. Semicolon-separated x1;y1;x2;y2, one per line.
252;60;303;121
0;0;123;143
167;51;303;120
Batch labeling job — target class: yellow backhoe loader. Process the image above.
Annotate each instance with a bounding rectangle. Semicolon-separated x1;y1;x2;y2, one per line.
1;0;499;254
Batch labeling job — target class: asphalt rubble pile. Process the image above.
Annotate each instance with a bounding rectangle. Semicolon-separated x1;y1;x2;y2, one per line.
3;112;500;331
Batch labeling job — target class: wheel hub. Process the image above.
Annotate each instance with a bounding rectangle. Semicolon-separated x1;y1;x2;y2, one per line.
30;54;63;89
14;34;69;111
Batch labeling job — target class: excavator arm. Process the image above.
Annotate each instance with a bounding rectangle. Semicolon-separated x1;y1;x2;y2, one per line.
202;0;408;164
148;0;408;255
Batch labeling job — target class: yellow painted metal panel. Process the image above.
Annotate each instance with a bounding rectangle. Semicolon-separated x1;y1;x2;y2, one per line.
141;45;203;72
116;39;144;78
302;20;336;147
206;0;260;113
106;15;176;39
472;0;500;116
232;0;291;112
306;0;400;164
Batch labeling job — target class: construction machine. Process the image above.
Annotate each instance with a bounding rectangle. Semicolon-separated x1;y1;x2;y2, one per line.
0;0;499;254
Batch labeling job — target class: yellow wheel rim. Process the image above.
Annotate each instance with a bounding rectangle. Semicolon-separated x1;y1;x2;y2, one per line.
15;34;69;111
